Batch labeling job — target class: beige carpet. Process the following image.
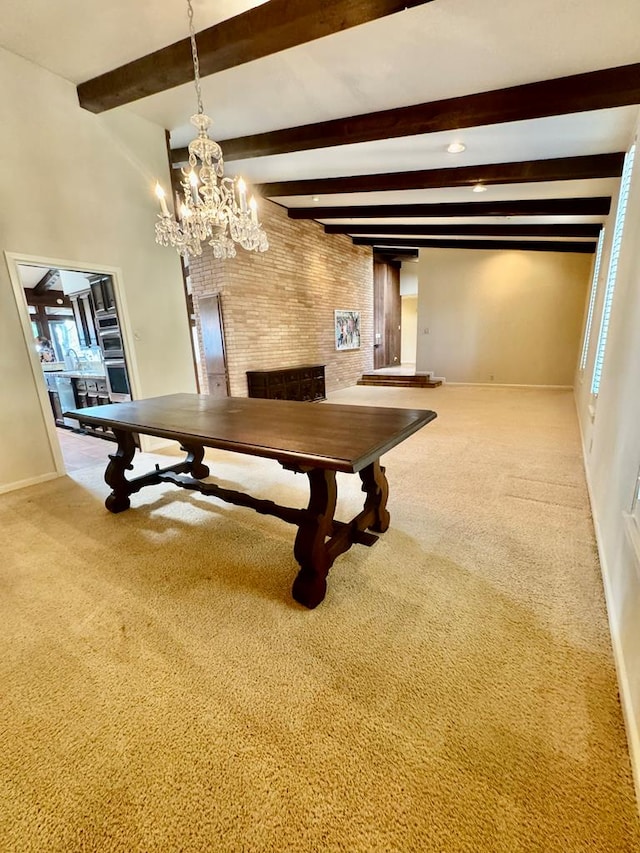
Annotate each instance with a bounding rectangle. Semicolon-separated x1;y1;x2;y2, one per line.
1;385;638;852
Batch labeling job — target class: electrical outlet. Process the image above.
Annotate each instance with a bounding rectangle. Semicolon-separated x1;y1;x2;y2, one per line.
489;374;494;381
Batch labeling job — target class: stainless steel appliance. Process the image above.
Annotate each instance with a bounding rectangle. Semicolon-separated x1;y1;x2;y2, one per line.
96;311;125;359
98;328;125;359
104;359;131;403
96;311;119;331
96;308;131;403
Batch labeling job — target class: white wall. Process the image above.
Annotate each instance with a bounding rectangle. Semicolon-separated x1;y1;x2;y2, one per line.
400;296;418;364
0;46;196;492
415;248;592;385
400;263;418;296
400;263;418;364
574;115;640;797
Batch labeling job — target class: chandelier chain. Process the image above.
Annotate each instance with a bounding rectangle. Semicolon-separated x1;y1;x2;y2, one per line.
186;0;204;116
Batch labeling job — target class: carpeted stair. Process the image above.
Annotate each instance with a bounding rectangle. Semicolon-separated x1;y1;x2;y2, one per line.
358;372;442;388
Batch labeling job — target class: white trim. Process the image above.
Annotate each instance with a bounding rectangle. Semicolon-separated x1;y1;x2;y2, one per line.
5;251;143;400
4;253;66;476
4;250;148;462
623;512;640;584
444;382;573;389
0;471;62;496
575;394;640;813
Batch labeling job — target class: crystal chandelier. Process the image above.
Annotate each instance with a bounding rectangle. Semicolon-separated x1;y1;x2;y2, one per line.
154;0;268;259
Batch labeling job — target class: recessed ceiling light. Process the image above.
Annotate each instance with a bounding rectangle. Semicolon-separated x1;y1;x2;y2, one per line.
312;196;320;203
472;183;488;193
447;142;466;154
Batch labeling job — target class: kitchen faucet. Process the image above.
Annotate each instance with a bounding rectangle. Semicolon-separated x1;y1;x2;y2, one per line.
66;348;80;370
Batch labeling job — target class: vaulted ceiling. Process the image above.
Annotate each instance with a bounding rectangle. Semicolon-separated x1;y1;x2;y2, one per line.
4;0;640;259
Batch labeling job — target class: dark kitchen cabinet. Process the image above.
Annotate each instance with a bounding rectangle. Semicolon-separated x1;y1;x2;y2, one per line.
70;291;98;347
73;377;113;437
246;365;325;402
89;275;116;314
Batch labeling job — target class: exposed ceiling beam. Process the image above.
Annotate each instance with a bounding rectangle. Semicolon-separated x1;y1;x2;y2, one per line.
32;269;59;294
356;238;596;253
324;223;603;237
24;288;71;308
288;197;612;219
170;62;640;162
257;153;624;197
373;249;419;261
77;0;434;113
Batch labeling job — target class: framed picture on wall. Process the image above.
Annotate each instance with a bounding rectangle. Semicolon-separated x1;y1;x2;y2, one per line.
335;309;361;350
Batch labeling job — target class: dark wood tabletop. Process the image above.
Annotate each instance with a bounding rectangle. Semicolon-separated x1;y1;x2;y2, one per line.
66;393;437;473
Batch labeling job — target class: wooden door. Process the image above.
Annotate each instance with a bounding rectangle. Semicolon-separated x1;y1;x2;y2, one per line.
373;259;401;368
385;263;401;366
373;261;386;368
199;294;229;397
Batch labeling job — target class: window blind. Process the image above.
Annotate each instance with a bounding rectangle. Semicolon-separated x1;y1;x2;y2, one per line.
579;228;605;371
591;143;636;396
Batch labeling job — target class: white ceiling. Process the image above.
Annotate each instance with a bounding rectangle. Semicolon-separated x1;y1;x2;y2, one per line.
17;265;53;289
2;0;640;249
127;0;640;147
0;0;268;85
228;109;638;185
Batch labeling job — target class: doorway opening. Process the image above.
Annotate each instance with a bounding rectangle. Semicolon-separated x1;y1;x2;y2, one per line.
372;253;419;373
8;255;134;475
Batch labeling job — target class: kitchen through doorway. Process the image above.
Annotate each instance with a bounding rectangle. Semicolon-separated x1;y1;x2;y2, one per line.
15;260;133;474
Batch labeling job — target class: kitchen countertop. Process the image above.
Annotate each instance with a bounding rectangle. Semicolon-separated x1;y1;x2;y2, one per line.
48;370;107;380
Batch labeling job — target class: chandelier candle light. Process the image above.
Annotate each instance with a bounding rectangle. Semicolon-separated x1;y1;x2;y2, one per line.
154;0;268;259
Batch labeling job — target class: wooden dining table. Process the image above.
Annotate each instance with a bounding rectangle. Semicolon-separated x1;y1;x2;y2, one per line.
65;393;437;608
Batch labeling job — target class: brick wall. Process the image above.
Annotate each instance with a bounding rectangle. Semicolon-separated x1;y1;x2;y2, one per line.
189;199;374;396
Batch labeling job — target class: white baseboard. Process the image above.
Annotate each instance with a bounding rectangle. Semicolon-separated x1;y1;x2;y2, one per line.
574;395;640;812
588;486;640;811
0;470;62;496
415;370;446;381
444;382;573;389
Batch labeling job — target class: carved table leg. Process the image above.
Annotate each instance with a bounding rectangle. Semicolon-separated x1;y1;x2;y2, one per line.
104;429;137;513
180;443;209;479
292;468;338;609
359;459;390;533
